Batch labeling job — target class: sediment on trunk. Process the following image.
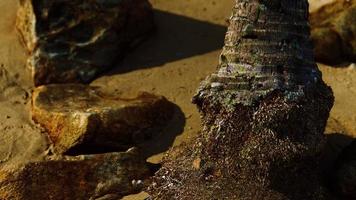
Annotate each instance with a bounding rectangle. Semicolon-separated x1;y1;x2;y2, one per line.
148;0;334;199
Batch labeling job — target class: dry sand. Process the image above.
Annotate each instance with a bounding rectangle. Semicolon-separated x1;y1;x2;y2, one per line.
0;0;47;171
0;0;354;199
309;0;336;11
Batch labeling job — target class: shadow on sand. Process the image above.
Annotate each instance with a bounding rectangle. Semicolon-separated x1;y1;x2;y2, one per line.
322;133;354;175
321;133;355;199
138;103;186;159
65;102;185;158
105;9;227;75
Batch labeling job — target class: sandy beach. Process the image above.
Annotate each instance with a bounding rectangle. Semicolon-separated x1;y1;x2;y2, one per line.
0;0;354;199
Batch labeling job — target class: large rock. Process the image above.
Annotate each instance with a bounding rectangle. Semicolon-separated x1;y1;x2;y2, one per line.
16;0;154;86
32;84;173;155
0;148;153;200
310;0;356;65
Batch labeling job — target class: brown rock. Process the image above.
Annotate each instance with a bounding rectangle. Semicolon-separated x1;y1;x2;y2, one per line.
16;0;154;86
32;84;173;155
311;27;345;65
0;148;153;200
310;0;356;64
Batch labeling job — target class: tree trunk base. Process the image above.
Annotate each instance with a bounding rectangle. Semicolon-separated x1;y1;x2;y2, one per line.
148;82;334;200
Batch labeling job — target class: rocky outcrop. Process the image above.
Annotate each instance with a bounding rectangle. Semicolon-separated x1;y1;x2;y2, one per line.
310;0;356;65
32;84;174;155
0;148;154;200
16;0;154;86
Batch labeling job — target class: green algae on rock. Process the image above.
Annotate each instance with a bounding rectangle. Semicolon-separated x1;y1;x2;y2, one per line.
32;84;174;155
16;0;154;86
0;148;153;200
310;0;356;65
148;0;334;199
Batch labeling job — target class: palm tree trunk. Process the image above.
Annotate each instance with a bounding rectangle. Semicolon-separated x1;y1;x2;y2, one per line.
194;0;321;106
148;0;334;199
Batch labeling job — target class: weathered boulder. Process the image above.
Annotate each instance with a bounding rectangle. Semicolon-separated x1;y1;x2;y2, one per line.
332;139;356;198
0;148;153;200
310;0;356;65
16;0;154;86
32;84;173;155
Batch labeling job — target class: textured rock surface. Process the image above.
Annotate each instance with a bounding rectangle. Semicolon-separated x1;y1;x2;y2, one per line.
148;0;334;199
32;84;173;155
310;0;356;65
332;139;356;198
17;0;154;86
0;148;153;200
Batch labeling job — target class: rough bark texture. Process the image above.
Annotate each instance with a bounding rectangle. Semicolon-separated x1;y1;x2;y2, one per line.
16;0;154;86
194;0;321;106
0;148;153;200
32;84;174;155
148;0;334;199
310;0;356;65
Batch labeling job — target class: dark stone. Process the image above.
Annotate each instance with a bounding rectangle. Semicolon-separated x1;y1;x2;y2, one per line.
16;0;154;86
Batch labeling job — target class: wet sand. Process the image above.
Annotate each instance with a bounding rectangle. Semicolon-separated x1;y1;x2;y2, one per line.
0;0;354;199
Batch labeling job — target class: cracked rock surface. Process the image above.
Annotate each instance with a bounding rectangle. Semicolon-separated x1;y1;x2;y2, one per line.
32;84;174;155
16;0;154;86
